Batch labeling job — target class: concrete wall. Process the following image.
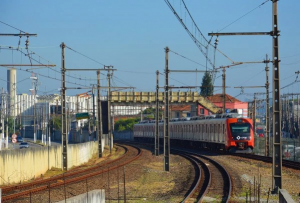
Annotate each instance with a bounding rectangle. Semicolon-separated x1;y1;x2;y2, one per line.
0;145;61;185
0;141;103;185
114;131;133;141
57;189;105;203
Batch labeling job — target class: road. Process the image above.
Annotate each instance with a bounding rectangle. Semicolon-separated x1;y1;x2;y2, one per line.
0;137;61;151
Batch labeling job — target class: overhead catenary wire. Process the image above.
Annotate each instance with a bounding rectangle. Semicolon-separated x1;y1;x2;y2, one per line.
0;20;26;33
64;45;106;66
217;0;271;33
169;49;206;68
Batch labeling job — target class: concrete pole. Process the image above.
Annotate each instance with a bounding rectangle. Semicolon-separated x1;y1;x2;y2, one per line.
253;94;256;136
265;54;270;156
107;68;112;153
222;67;226;113
34;97;36;142
97;70;102;158
164;47;170;171
155;70;159;156
297;94;300;138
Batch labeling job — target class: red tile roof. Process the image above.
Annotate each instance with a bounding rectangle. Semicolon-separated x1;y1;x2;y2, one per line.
170;105;191;111
207;94;242;103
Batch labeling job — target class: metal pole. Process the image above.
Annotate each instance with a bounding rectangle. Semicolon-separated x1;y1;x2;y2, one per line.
123;166;126;203
61;42;68;171
97;70;102;157
92;86;96;141
164;47;170;171
222;67;226;113
155;70;159;156
108;68;112;154
272;0;282;192
254;94;256;137
297;94;300;138
265;55;270;157
292;95;295;138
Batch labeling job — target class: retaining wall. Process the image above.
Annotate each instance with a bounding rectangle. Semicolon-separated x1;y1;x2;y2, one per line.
0;141;103;185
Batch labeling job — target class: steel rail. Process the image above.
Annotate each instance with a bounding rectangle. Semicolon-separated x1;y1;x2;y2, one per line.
2;144;128;194
2;144;142;201
174;149;232;203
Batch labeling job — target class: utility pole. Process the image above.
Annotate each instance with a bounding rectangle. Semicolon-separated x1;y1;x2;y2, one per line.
97;70;102;158
265;55;270;157
253;95;256;136
155;71;160;155
107;66;113;154
209;1;282;191
92;86;96;141
222;67;226;113
297;95;300;138
271;0;282;191
164;47;170;171
61;42;68;171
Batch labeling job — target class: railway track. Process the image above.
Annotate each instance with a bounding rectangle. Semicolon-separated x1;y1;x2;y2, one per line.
2;144;142;202
231;153;300;170
172;149;232;203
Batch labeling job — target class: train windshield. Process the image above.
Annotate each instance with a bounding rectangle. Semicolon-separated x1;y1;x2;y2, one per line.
230;123;251;140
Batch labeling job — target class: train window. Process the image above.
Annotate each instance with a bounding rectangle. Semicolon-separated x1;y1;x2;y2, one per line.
223;124;225;134
192;125;194;133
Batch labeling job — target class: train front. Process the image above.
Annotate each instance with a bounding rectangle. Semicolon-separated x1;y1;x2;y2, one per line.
226;118;254;153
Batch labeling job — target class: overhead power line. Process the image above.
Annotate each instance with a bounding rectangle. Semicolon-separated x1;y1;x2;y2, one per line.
0;20;26;33
218;0;271;32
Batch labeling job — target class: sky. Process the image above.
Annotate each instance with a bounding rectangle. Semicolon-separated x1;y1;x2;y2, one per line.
0;0;300;102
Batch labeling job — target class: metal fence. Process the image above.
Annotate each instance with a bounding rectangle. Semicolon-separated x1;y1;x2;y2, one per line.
254;137;300;162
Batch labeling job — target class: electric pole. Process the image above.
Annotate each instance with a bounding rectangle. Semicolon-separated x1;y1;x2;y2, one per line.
155;70;159;156
61;42;68;171
106;66;113;154
164;47;170;171
265;55;270;157
97;70;102;158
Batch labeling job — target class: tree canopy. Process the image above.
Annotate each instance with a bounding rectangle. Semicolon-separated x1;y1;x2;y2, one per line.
114;117;140;132
200;71;214;96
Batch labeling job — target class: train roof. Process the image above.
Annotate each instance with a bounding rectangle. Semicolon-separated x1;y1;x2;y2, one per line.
136;113;248;125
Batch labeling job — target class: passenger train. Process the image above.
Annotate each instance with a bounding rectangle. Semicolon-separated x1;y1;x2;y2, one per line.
133;113;254;153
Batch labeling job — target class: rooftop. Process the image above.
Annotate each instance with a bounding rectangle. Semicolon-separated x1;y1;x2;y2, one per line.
207;94;242;103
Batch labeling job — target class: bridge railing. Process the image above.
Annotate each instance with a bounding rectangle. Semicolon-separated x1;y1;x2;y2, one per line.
110;91;221;114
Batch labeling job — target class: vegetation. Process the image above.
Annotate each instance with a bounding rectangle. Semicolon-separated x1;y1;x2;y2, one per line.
142;107;163;120
114;117;140;132
4;116;22;135
49;115;62;132
200;71;214;96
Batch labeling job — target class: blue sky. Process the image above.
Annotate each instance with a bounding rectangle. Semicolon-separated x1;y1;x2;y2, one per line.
0;0;299;102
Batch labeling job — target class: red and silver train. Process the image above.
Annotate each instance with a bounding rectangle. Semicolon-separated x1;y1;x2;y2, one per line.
133;113;254;153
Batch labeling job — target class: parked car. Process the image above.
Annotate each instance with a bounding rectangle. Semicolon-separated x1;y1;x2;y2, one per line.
283;145;295;159
295;147;300;158
19;142;29;149
17;136;23;142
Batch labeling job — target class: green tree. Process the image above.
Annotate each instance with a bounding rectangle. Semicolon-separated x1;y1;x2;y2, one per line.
114;117;140;132
142;107;163;120
5;117;21;135
200;71;214;96
49;115;62;132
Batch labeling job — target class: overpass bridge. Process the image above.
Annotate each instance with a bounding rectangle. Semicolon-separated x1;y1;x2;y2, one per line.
111;91;222;114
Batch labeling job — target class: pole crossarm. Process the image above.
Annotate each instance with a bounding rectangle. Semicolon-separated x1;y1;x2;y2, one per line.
208;32;272;36
0;64;56;67
66;86;132;90
168;86;230;89
234;86;266;88
66;68;117;71
0;33;37;37
169;70;219;73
